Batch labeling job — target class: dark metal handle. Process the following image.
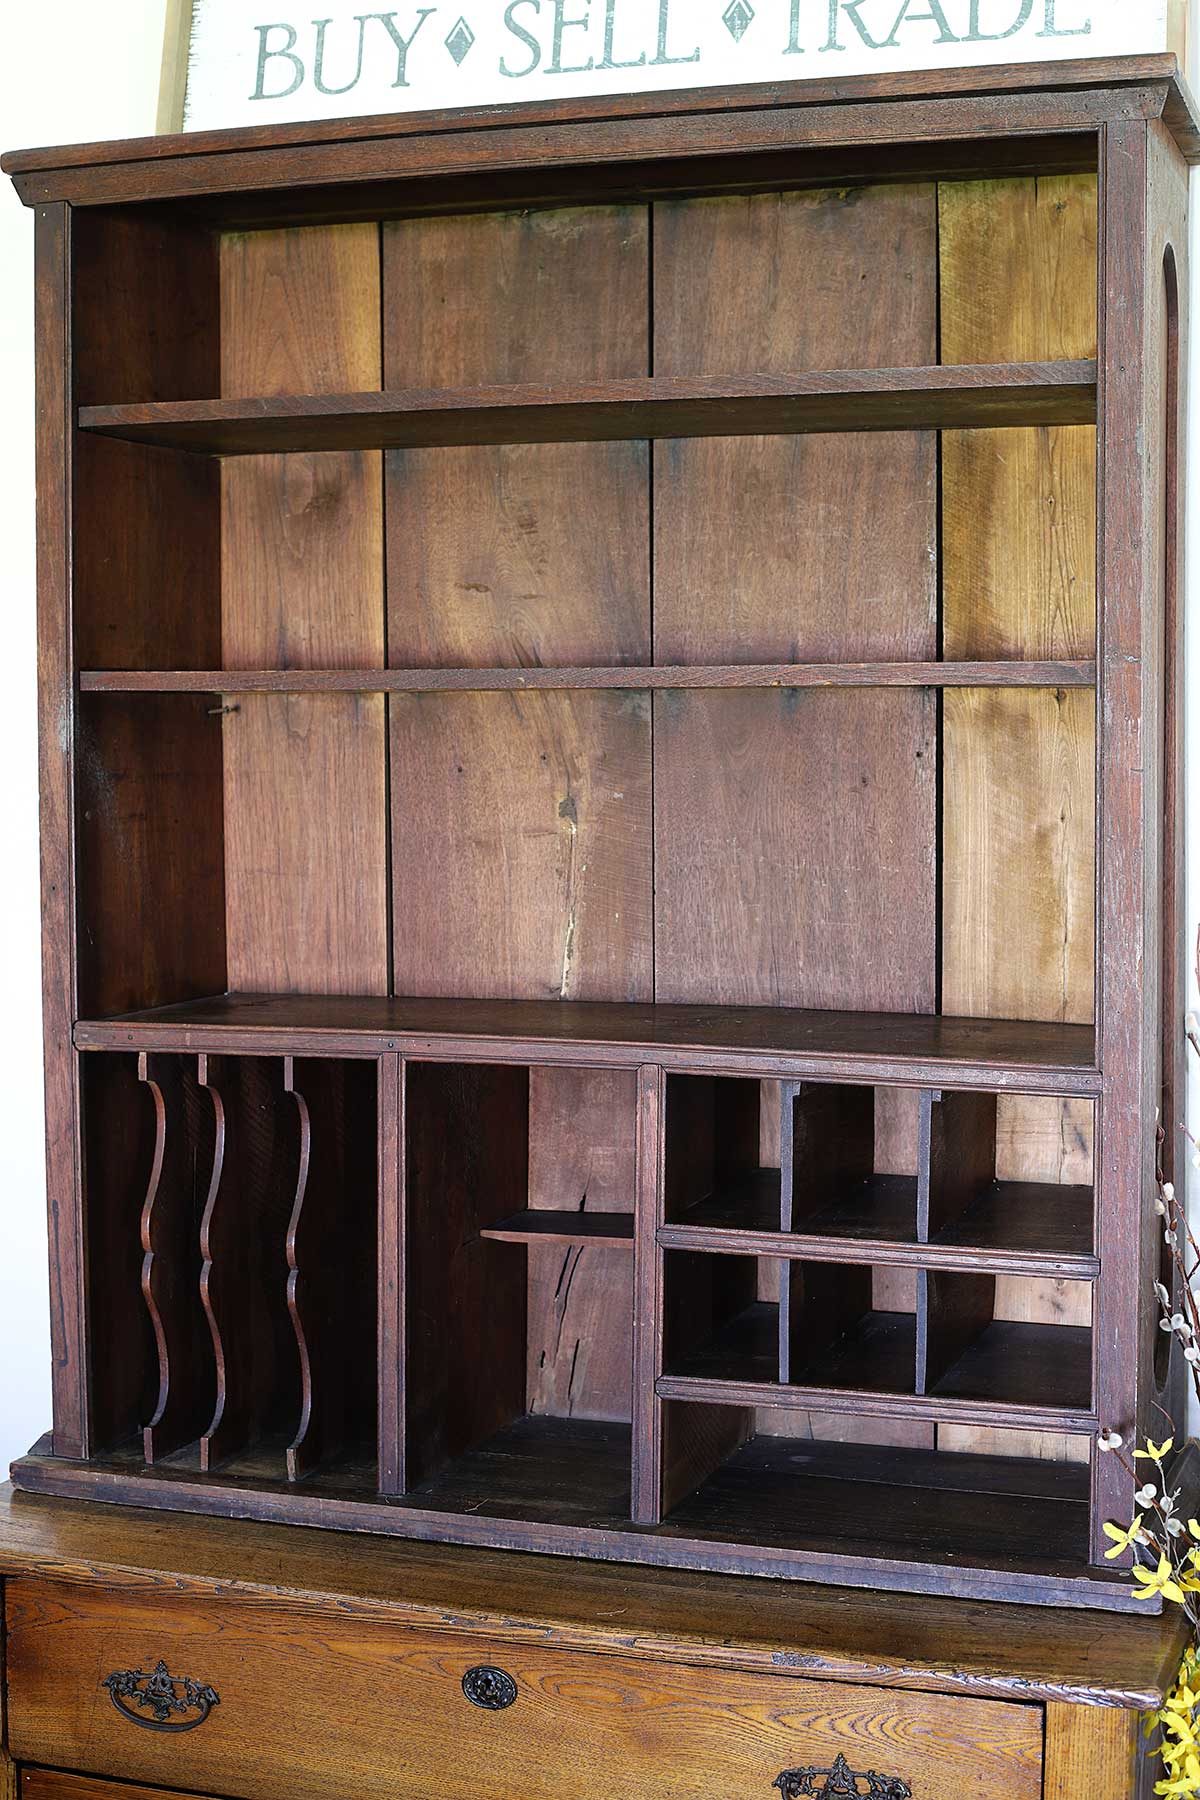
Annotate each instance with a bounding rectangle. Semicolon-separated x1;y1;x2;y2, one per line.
462;1665;518;1711
775;1756;912;1799
103;1660;220;1732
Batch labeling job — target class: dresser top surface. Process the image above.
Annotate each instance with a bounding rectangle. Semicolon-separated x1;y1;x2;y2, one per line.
0;1483;1185;1710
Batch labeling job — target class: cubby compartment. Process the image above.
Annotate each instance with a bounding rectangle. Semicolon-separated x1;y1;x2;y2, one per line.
401;1062;635;1521
80;1050;378;1482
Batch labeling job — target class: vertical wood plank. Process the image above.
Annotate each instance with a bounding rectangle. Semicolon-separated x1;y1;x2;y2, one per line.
654;688;936;1010
1044;1702;1138;1800
632;1063;664;1524
527;1068;636;1422
221;223;388;995
377;1054;404;1496
391;689;652;1002
33;204;86;1458
939;172;1098;1465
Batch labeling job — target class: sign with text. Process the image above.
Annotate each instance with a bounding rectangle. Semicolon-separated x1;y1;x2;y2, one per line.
181;0;1171;131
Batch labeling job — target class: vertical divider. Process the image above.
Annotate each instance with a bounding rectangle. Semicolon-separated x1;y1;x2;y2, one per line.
780;1083;875;1385
916;1089;998;1394
139;1052;213;1463
377;1052;404;1496
777;1082;798;1384
198;1054;297;1474
631;1062;665;1524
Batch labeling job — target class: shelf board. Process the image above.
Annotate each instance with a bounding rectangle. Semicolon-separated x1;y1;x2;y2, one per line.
78;660;1098;694
74;994;1100;1092
480;1210;635;1248
77;362;1097;455
931;1320;1093;1413
659;1174;1097;1279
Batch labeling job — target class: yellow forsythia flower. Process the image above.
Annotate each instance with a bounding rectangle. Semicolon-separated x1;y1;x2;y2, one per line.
1133;1555;1188;1605
1138;1438;1176;1464
1104;1515;1145;1558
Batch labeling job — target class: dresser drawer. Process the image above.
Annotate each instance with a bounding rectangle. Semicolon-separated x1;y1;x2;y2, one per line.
6;1577;1044;1800
22;1774;223;1800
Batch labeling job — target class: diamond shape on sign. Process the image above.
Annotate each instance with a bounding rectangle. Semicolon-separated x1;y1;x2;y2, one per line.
722;0;755;41
445;17;475;63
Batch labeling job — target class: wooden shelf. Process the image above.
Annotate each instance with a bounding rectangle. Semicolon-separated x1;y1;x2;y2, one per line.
76;362;1097;455
480;1211;635;1248
78;661;1098;694
74;994;1100;1092
659;1175;1097;1279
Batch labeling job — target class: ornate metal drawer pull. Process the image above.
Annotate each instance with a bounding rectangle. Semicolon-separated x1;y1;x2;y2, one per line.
462;1665;518;1710
774;1756;912;1799
103;1660;221;1732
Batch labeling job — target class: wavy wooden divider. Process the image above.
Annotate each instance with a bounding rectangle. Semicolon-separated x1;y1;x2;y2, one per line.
286;1058;380;1481
137;1053;212;1463
198;1055;299;1474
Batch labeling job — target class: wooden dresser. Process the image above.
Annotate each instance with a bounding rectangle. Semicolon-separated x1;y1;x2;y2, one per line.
0;1484;1187;1800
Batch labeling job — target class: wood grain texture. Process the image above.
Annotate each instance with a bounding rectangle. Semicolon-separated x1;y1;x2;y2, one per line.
79;362;1097;454
526;1068;636;1422
138;1054;213;1464
385;206;649;670
939;174;1098;1465
1044;1699;1138;1800
0;1481;1186;1702
221;224;387;995
654;184;936;665
391;690;652;1001
654;689;936;1009
5;1578;1045;1800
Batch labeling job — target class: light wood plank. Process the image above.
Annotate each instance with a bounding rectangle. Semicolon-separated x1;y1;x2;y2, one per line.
1044;1700;1138;1800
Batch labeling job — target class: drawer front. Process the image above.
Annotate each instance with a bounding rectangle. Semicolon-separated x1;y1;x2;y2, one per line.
22;1774;222;1800
7;1578;1043;1800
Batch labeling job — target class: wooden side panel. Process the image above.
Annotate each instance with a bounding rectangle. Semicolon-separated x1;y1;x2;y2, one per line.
654;688;936;1010
1044;1701;1138;1800
221;224;388;994
939;174;1098;1463
526;1068;636;1422
391;690;652;1001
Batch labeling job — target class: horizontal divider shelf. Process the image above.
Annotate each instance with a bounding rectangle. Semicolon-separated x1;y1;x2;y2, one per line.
479;1210;635;1247
660;1173;1097;1277
76;361;1097;454
656;1224;1097;1280
655;1373;1097;1436
74;993;1101;1092
78;660;1098;693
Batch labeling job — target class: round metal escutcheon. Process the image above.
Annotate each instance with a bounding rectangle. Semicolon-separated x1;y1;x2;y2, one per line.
461;1665;518;1711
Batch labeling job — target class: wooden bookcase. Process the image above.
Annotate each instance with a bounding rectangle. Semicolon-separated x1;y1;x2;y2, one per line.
3;54;1195;1614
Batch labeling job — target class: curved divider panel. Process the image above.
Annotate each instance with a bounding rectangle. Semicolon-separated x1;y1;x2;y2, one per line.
197;1055;299;1474
138;1053;214;1463
285;1057;378;1482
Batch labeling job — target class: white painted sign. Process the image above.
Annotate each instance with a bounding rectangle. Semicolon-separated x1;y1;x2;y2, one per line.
181;0;1171;131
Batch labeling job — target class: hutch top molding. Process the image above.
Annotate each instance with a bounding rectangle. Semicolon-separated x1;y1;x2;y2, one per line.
2;54;1194;1613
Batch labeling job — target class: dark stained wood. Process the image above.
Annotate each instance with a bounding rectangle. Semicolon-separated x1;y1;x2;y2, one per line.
376;1055;403;1496
4;58;1189;182
403;1064;529;1488
653;183;936;667
525;1067;637;1422
75;993;1101;1089
79;661;1100;692
196;1055;298;1473
654;689;936;1009
31;203;87;1460
77;362;1098;454
1;72;1186;217
137;1054;213;1464
390;692;652;1002
285;1057;378;1480
79;1056;158;1452
220;224;389;998
76;695;227;1019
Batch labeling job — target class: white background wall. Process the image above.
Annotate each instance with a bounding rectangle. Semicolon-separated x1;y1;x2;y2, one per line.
0;6;1197;1472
